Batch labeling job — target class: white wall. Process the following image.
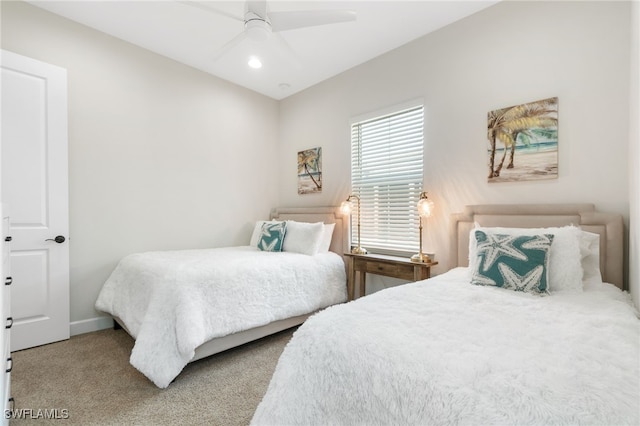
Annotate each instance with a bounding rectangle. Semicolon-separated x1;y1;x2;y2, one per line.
629;0;639;308
1;1;280;325
278;1;632;293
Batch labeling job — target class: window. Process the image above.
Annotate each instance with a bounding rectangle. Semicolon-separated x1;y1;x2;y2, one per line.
349;102;424;255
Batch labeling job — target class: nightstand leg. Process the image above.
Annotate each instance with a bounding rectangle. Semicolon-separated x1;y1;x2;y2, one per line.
347;257;355;301
413;266;430;281
359;271;366;298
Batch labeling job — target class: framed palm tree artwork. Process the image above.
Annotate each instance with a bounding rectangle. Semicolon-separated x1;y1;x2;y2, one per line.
297;147;322;194
487;97;558;183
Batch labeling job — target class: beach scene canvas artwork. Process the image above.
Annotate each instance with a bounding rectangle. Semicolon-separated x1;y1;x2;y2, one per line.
297;147;322;194
487;97;558;183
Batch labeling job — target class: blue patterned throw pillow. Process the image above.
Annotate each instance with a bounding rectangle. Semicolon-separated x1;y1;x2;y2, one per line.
257;221;287;252
470;230;554;294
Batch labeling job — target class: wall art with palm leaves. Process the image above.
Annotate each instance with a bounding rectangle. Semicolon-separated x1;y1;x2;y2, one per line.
297;147;322;194
487;97;558;183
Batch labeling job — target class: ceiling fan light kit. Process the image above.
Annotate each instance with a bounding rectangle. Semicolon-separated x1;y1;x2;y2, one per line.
248;56;263;69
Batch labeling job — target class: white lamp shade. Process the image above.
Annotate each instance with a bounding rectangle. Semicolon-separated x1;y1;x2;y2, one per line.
417;197;434;217
340;200;353;215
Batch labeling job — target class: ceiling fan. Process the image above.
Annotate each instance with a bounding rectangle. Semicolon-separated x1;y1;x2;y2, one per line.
180;0;356;63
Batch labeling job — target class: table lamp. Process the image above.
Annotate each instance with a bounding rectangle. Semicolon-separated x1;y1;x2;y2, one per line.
411;192;434;263
340;195;367;254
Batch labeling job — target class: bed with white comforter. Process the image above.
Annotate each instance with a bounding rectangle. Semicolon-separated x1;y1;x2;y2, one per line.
252;204;640;425
95;208;348;388
95;246;346;388
252;267;639;425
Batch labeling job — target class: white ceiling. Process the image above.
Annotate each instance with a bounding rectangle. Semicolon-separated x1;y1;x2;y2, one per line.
27;0;500;100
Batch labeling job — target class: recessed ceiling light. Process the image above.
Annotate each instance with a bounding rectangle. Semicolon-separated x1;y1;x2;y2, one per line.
248;57;262;69
279;83;291;90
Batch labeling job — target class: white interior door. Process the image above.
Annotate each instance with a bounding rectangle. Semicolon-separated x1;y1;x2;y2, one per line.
1;50;70;351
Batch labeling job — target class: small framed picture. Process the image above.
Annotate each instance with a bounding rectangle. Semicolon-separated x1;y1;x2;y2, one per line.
297;147;322;194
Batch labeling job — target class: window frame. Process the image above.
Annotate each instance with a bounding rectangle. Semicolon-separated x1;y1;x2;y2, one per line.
348;99;425;257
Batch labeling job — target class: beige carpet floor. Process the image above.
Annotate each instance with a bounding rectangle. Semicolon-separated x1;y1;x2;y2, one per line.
9;327;294;425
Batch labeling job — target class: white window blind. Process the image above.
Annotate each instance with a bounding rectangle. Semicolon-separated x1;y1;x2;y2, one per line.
350;104;424;255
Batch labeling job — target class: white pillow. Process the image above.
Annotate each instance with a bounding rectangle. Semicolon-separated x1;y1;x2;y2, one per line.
579;230;602;285
249;220;282;247
317;223;335;253
468;225;584;292
282;221;325;255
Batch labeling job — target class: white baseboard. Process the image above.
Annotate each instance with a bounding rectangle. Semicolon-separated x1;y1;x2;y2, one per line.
70;316;114;336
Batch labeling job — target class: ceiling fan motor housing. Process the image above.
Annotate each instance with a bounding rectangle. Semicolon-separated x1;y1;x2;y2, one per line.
245;17;272;41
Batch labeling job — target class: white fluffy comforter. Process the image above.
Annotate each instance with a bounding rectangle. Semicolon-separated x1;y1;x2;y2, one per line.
252;268;640;425
95;246;346;388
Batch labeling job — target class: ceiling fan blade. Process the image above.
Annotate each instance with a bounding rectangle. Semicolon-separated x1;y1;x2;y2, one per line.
212;31;248;62
247;0;268;19
269;10;356;32
271;33;301;68
177;1;243;22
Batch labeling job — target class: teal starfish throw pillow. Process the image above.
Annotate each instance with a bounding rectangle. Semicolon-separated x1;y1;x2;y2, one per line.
257;221;287;252
470;230;554;294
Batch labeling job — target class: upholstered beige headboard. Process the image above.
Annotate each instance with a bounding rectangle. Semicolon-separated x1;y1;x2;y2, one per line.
449;204;624;289
270;207;348;258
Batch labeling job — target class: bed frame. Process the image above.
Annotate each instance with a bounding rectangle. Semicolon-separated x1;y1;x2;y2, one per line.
114;206;348;363
449;204;624;290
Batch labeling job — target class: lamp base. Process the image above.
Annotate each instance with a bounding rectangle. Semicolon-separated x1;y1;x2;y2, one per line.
351;246;368;255
410;253;431;263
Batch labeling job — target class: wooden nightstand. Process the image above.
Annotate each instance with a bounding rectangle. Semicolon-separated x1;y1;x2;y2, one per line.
344;253;438;300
